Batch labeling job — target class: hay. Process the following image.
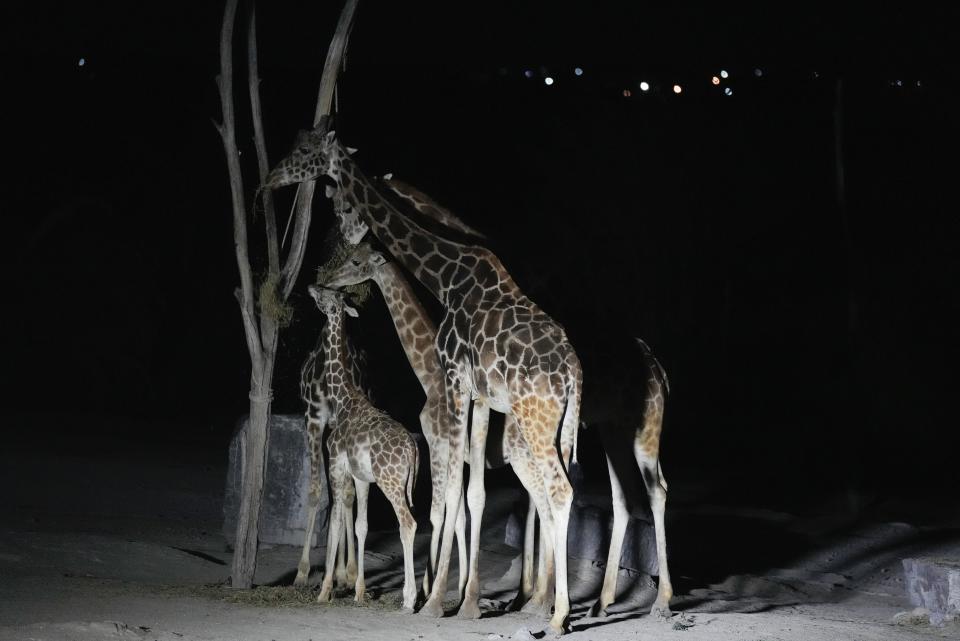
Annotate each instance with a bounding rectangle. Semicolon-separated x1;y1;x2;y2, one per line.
160;582;424;611
258;272;295;328
314;227;372;306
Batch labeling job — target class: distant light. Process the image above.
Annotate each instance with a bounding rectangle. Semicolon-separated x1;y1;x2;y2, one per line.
78;57;86;67
894;79;903;87
639;81;650;92
574;67;583;76
724;87;733;96
523;69;533;79
754;68;763;77
720;69;729;79
673;84;682;94
916;80;922;88
711;76;720;85
623;89;632;97
544;77;554;86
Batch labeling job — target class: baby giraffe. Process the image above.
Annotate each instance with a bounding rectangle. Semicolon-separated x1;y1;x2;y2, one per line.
308;285;420;610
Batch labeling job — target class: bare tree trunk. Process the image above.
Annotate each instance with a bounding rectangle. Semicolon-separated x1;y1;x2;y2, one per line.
215;0;359;589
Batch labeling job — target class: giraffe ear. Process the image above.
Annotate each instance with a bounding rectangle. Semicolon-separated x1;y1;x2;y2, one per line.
346;146;358;155
382;173;393;181
343;302;359;318
324;185;336;198
325;130;337;143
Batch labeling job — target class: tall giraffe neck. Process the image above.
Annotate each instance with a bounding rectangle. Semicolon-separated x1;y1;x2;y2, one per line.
372;262;441;389
331;148;525;308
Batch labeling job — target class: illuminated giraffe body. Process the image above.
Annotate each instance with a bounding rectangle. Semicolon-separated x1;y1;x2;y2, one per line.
323;241;552;607
296;332;370;588
308;285;420;611
268;127;582;635
380;183;674;619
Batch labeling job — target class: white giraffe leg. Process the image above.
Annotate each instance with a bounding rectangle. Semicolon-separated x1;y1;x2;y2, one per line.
521;493;537;600
455;487;468;600
319;468;347;603
353;480;370;602
419;387;469;618
457;402;490;620
382;474;418;612
521;494;556;618
422;423;446;597
513;397;573;636
296;492;321;586
635;445;672;618
343;498;357;585
592;454;629;616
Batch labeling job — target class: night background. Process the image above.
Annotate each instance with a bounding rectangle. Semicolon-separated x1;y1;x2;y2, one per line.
1;2;958;636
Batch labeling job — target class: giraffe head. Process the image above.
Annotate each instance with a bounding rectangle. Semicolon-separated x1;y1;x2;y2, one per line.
307;284;359;320
322;242;387;289
324;185;368;244
265;122;355;189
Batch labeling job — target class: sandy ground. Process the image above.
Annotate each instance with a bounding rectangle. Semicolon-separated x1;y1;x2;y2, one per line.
1;430;958;641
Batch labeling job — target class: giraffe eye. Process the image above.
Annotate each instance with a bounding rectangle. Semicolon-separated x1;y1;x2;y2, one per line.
298;146;310;154
350;259;361;267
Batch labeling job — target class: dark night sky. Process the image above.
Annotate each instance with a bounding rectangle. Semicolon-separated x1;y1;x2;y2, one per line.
1;2;957;505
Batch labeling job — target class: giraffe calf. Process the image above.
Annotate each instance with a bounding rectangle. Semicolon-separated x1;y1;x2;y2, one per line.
309;285;420;611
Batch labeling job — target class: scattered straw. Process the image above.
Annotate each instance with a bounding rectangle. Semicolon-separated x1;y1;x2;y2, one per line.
159;582;416;611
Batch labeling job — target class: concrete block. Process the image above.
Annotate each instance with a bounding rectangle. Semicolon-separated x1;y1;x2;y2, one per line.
223;414;328;547
903;557;960;625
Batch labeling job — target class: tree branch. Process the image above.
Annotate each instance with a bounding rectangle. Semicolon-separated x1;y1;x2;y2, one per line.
217;0;263;372
279;0;359;299
247;6;280;277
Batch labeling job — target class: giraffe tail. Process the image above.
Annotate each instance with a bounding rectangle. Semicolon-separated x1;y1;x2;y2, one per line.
635;338;670;396
406;435;420;509
561;361;584;488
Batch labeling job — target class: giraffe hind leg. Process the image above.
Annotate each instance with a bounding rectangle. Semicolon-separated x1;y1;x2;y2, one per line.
634;442;672;619
592;453;630;617
380;469;418;612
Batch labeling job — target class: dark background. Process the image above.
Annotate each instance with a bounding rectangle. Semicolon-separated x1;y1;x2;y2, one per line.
1;2;957;515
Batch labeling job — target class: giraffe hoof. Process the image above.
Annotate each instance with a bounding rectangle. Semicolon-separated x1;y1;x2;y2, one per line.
521;597;552;618
317;589;332;604
456;600;482;620
547;619;569;638
417;599;445;618
293;572;309;587
651;604;672;621
588;600;611;618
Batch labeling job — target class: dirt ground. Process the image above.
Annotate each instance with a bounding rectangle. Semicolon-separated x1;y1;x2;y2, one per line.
1;426;958;641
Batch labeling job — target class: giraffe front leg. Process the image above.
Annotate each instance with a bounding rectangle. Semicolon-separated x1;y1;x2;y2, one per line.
319;484;344;603
343;494;358;586
521;493;537;601
457;402;490;620
353;480;370;603
454;485;467;601
522;495;556;619
418;389;469;618
296;489;322;586
297;416;326;586
422;439;446;598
